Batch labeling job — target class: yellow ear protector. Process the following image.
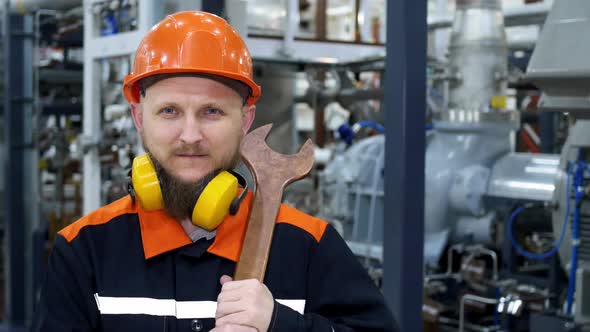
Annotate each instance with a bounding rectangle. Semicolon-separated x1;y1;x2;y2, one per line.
128;154;248;231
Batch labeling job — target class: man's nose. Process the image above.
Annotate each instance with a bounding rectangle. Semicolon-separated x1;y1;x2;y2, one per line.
178;117;203;144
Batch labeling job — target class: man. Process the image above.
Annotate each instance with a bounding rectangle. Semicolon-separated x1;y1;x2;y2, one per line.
34;11;398;332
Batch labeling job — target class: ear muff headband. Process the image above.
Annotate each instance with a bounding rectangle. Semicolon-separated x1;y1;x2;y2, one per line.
228;170;248;215
130;154;244;231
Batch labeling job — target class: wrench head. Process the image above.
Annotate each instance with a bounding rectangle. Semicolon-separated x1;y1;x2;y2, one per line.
240;123;315;189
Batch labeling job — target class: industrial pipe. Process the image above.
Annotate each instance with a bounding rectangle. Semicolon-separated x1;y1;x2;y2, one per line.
428;2;551;30
10;0;79;14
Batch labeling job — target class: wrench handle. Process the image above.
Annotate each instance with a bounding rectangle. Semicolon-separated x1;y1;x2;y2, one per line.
234;186;282;281
233;124;314;282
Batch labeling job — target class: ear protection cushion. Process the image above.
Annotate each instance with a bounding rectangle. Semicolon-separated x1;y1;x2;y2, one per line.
193;171;238;231
131;154;164;211
130;154;240;231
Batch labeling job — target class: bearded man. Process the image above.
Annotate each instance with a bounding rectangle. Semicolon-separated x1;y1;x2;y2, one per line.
33;11;398;332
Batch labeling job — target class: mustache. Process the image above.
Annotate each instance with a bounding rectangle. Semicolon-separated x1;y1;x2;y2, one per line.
172;145;209;155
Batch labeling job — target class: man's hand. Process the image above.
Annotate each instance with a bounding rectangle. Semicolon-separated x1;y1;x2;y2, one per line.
215;275;274;332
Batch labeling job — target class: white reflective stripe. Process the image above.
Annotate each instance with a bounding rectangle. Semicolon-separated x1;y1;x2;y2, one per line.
176;301;217;319
276;299;306;314
94;294;177;316
94;294;305;318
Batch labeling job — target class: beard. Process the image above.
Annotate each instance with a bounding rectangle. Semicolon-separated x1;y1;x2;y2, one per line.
145;144;241;222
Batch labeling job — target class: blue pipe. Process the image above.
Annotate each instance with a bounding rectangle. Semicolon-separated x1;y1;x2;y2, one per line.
566;207;579;315
339;122;431;146
566;150;586;315
338;121;385;145
355;120;385;134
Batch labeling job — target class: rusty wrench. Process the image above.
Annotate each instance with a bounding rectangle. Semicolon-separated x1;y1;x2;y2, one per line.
234;124;314;281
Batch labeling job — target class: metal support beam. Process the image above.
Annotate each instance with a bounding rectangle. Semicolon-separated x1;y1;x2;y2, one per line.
202;0;224;17
354;0;360;42
3;8;36;327
316;0;327;40
382;0;426;331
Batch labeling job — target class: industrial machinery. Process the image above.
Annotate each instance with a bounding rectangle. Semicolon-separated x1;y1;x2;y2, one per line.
64;0;584;330
18;0;588;330
314;0;590;331
525;0;590;328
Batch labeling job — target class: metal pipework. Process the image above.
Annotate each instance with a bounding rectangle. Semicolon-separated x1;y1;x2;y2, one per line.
469;246;499;281
446;244;499;281
446;244;465;276
425;0;516;262
428;2;550;30
459;294;499;332
299;68;384;108
9;0;79;13
448;0;507;113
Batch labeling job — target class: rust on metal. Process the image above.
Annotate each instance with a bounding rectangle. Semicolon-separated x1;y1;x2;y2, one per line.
234;124;315;281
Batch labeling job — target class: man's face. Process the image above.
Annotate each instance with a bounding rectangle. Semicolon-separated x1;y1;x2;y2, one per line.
131;76;256;184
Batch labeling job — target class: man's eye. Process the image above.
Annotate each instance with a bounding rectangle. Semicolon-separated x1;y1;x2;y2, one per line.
205;107;222;116
160;107;176;115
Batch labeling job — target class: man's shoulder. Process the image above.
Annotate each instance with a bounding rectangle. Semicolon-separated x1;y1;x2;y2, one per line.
276;203;329;243
59;195;137;243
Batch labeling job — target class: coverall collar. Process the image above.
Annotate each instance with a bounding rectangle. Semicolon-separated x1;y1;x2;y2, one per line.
137;191;254;262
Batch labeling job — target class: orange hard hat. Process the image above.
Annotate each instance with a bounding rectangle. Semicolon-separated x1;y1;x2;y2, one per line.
123;11;261;105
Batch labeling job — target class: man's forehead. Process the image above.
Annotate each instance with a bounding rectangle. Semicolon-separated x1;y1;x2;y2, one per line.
139;73;249;105
142;78;243;106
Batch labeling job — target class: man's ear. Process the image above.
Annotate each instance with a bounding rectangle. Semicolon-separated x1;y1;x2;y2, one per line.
241;104;256;136
130;103;143;134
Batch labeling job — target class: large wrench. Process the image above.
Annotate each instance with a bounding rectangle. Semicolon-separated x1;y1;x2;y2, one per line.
234;124;315;281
